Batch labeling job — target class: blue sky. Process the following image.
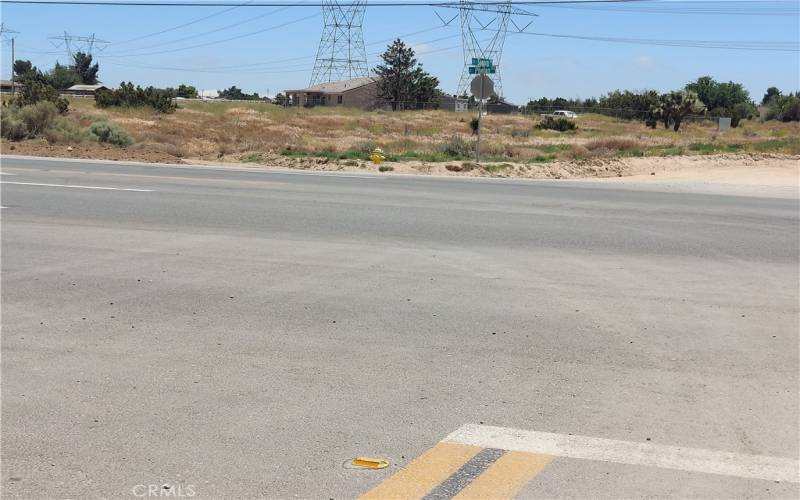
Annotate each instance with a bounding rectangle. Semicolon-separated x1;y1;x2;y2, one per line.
1;1;798;103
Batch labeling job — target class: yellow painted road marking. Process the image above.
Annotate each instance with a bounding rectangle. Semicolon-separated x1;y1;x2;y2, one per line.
360;442;482;500
453;452;553;500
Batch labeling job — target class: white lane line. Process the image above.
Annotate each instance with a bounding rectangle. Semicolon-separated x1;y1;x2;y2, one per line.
0;172;17;176
444;424;799;483
0;181;152;192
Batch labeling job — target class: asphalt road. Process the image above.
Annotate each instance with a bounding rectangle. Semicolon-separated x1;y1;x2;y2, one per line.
2;156;798;499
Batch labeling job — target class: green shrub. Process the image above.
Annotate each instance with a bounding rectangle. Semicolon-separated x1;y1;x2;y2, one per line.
96;82;176;113
1;110;28;140
378;165;393;172
88;120;134;146
16;101;59;137
44;118;90;143
437;135;473;159
536;116;577;132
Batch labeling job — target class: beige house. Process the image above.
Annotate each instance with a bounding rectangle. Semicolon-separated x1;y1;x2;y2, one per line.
64;84;108;97
285;77;378;109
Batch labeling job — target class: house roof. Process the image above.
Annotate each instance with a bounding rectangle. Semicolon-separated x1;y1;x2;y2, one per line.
67;84;107;91
286;77;376;94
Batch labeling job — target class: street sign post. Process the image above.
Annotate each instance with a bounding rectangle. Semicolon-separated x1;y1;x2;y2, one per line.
470;64;495;163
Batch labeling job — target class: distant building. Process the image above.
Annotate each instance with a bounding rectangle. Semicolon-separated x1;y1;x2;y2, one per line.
486;99;519;114
285;77;378;109
440;95;469;112
64;84;108;97
0;79;23;93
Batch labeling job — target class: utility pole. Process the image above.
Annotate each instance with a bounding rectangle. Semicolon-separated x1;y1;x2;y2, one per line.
1;23;19;92
476;70;484;163
469;58;495;164
10;37;15;94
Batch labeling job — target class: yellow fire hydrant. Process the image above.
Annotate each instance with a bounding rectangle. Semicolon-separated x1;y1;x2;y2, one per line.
370;147;385;165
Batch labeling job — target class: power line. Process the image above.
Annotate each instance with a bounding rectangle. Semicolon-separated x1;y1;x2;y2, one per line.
108;5;294;53
0;0;654;6
113;0;259;45
99;25;455;71
507;30;800;51
100;12;319;56
540;1;800;16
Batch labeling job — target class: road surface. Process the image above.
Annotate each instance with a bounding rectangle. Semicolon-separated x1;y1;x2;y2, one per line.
2;156;798;498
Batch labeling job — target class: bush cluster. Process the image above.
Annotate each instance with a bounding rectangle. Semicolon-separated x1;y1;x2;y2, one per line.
437;135;473;158
765;94;800;122
88;121;135;146
536;116;577;132
95;82;177;113
1;101;59;140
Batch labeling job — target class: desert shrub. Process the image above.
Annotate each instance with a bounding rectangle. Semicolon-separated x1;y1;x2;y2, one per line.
730;102;756;128
356;141;377;154
536;116;576;132
96;82;176;113
1;110;28;140
767;95;800;122
16;101;59;137
469;117;480;135
88;120;134;146
378;165;393;172
437;135;473;159
44;118;90;143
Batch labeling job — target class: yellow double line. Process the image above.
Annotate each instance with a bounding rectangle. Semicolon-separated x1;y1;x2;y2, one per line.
360;442;552;500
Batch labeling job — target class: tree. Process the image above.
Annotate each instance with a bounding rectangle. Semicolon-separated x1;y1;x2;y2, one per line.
766;93;800;122
762;87;781;105
374;39;441;110
685;76;751;114
176;84;199;99
72;52;99;85
413;70;441;108
46;62;80;90
12;73;69;114
13;60;37;79
273;92;287;106
95;82;176;113
652;90;704;132
217;86;261;100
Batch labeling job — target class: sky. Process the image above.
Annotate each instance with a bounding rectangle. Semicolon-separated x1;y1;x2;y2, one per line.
1;0;798;104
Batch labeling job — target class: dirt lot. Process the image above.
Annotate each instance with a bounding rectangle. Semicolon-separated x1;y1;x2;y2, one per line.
2;97;798;182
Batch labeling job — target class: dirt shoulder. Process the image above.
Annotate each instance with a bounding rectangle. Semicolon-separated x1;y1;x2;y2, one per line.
2;141;797;189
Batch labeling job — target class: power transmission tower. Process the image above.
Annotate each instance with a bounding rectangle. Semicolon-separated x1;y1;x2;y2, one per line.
48;32;109;59
457;0;511;98
309;0;368;86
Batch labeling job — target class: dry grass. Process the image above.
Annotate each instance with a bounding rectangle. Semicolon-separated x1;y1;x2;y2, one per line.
28;98;800;164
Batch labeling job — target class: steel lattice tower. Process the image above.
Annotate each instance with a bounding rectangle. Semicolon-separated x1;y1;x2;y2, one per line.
457;0;512;98
309;0;369;85
48;32;109;59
